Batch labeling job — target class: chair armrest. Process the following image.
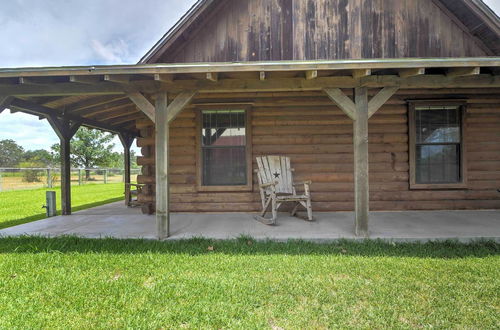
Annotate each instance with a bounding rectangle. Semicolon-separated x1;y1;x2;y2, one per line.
292;180;312;186
259;181;278;189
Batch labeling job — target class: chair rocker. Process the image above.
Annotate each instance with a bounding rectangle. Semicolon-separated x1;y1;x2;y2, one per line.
255;155;313;225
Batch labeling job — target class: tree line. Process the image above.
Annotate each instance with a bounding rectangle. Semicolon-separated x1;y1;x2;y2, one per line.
0;127;138;169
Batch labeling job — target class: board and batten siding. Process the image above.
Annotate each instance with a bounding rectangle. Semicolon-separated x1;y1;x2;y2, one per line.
159;0;490;63
136;89;500;213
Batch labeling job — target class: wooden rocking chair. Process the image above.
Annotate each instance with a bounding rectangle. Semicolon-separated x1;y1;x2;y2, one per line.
255;155;313;225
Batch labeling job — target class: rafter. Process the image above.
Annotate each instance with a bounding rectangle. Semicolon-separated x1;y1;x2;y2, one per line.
8;98;135;135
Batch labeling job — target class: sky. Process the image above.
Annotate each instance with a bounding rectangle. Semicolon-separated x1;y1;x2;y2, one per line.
0;0;197;152
0;0;499;152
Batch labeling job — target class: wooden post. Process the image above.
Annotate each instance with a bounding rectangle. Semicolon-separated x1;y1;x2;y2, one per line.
60;137;72;215
353;87;369;237
325;86;397;237
155;91;169;239
104;169;108;184
119;133;134;206
47;116;80;216
78;169;83;185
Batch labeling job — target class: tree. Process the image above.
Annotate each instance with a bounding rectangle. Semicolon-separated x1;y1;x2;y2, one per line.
51;127;117;179
23;149;55;167
0;139;25;167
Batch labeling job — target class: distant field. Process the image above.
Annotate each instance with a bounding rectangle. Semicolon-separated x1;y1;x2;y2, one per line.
0;183;125;229
0;171;137;191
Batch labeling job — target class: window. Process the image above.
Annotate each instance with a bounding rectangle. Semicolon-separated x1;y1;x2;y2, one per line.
409;102;467;189
197;109;252;191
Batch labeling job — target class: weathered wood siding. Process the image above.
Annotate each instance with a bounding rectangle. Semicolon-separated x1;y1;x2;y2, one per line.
159;0;489;63
136;89;500;213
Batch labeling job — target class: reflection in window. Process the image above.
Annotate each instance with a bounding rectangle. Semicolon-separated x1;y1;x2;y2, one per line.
414;105;462;184
201;110;247;186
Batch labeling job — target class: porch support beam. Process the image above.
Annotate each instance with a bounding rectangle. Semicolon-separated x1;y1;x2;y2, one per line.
47;117;81;215
324;88;357;121
368;86;399;118
127;91;155;122
167;91;198;123
119;133;135;206
0;95;13;114
155;91;169;239
353;87;369;237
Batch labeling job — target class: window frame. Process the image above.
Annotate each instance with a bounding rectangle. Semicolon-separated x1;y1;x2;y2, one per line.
408;100;468;190
195;106;253;192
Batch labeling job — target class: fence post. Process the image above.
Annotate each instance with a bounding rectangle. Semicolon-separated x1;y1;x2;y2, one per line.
78;169;83;186
47;169;53;188
0;170;2;192
104;169;108;184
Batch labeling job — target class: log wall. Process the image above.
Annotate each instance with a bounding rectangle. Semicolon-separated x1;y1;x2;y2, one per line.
136;89;500;213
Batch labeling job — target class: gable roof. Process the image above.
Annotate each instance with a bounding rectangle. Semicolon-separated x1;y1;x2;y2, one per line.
139;0;500;64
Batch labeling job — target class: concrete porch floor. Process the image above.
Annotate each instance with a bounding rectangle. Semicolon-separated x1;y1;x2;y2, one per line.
0;202;499;242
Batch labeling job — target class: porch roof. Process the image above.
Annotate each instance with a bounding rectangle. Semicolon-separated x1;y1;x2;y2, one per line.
1;57;499;136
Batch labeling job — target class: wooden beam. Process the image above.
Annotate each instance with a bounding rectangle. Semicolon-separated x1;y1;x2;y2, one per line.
353;87;369;237
9;98;135;135
154;73;174;83
368;86;399;118
1;58;497;78
447;67;481;78
155;91;169;239
69;75;102;84
206;72;218;82
399;68;425;78
1;74;499;97
352;69;371;79
305;70;318;80
259;71;266;81
0;95;13;113
46;117;81;215
104;74;130;84
324;88;357;121
65;95;127;113
119;133;134;206
167;91;198;123
127;91;155;122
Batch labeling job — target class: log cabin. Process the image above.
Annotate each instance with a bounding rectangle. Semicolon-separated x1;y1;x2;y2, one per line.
0;0;499;238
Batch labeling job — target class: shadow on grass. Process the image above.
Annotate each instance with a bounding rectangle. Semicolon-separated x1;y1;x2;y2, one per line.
0;197;123;230
0;235;498;258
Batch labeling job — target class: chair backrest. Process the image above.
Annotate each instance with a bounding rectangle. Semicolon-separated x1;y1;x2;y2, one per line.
256;155;294;194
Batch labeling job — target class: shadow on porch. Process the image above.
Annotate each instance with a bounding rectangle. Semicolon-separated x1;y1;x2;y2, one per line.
0;202;499;242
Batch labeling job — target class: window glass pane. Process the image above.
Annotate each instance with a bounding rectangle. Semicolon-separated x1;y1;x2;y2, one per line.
201;110;247;186
202;147;246;186
202;110;245;146
416;145;460;184
415;106;461;143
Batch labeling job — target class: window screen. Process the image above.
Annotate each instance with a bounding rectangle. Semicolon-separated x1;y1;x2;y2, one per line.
414;105;462;184
201;110;247;186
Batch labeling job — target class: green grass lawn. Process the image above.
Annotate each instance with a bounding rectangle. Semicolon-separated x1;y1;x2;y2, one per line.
0;183;124;229
0;237;498;328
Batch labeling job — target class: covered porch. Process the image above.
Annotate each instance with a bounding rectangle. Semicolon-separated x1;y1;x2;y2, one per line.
0;202;499;242
1;58;499;239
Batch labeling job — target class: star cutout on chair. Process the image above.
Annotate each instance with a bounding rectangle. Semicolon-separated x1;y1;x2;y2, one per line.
273;172;280;179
